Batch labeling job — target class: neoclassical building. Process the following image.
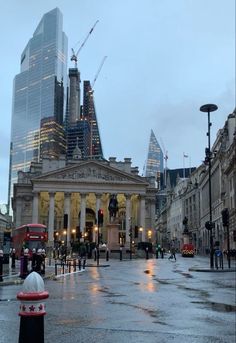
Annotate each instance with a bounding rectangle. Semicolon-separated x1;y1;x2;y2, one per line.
155;109;236;254
12;156;156;248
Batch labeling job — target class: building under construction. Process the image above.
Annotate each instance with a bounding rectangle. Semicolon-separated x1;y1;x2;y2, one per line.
82;80;103;159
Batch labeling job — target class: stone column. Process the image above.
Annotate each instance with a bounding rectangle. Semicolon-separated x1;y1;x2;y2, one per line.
48;192;55;246
150;198;156;229
32;192;39;223
64;193;71;248
15;196;23;228
140;195;146;242
95;194;102;224
80;193;87;238
125;194;131;243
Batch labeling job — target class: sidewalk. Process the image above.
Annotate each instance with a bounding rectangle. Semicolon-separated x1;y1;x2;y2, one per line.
0;257;110;286
187;254;236;272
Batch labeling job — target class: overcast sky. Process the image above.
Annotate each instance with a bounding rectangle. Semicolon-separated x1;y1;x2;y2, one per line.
0;0;235;204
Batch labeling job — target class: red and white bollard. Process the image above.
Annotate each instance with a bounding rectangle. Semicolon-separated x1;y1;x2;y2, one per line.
17;271;49;343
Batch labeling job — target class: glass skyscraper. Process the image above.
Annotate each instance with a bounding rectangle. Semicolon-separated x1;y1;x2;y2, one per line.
8;8;68;213
145;130;164;188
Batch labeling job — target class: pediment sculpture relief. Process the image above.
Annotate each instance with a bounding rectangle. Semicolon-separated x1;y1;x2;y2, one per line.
53;167;130;182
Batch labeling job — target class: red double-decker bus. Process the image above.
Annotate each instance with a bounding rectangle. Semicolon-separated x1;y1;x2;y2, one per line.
12;223;48;258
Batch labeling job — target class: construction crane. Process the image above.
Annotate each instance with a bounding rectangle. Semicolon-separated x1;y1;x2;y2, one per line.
89;56;107;95
71;20;99;68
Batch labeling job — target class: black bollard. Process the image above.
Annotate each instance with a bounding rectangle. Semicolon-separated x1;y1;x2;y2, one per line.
17;272;49;343
161;248;164;259
73;259;76;272
78;258;81;271
11;248;16;268
31;249;37;272
82;258;86;270
106;249;109;261
146;247;149;260
0;249;3;282
120;247;122;261
155;248;159;259
41;249;46;275
55;263;57;276
20;249;29;279
94;248;97;262
35;249;43;275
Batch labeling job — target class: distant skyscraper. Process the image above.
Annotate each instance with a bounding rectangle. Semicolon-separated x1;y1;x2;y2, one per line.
65;67;91;160
8;8;68;212
145;130;164;188
83;81;103;159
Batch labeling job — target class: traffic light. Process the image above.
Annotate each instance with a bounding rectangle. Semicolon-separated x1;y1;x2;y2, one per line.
221;208;229;226
205;221;212;230
205;221;215;230
98;209;104;226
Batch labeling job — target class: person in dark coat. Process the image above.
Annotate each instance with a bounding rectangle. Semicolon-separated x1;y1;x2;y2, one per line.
168;246;176;261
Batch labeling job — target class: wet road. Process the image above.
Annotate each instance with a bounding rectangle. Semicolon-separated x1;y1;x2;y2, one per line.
0;256;235;343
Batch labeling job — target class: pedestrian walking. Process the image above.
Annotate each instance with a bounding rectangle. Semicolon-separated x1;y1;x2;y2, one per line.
168;246;176;261
35;249;43;274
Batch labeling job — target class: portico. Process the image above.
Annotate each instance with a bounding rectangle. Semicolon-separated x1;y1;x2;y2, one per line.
13;157;156;248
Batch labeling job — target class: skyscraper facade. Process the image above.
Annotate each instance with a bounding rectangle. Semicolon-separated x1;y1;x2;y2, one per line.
83;81;103;159
8;8;68;212
145;130;164;188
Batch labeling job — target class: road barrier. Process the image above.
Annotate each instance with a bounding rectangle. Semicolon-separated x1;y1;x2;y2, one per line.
54;258;86;276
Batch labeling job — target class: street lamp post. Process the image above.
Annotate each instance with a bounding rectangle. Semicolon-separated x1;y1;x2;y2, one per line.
129;228;132;260
94;226;99;266
200;103;218;269
139;227;143;243
63;230;67;260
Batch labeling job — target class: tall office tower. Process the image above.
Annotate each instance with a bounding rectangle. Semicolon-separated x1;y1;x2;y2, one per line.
145;130;164;189
83;81;103;159
66;67;89;160
8;8;68;213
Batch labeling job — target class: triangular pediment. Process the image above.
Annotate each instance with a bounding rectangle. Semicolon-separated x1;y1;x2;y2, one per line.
33;160;147;185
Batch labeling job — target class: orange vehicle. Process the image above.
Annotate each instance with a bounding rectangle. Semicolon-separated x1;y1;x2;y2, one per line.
181;243;195;257
12;223;48;258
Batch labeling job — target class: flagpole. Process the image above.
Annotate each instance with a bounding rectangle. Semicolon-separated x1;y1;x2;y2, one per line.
183;153;185;178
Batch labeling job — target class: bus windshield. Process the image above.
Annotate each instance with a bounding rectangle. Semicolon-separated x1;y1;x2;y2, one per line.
27;226;47;233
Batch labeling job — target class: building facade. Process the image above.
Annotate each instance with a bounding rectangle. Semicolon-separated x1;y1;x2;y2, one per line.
155;110;236;254
8;8;68;213
12;156;156;249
